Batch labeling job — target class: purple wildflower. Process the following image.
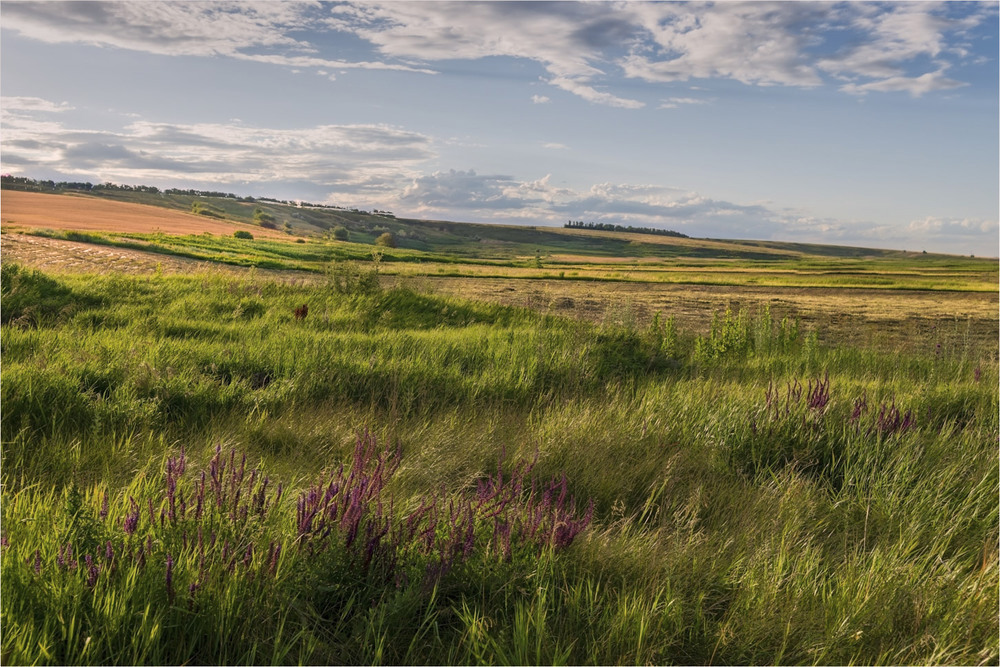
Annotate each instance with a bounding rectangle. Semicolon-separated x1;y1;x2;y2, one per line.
85;554;98;587
165;553;174;601
123;497;140;536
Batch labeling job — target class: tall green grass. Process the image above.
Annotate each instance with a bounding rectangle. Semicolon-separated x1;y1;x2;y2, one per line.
2;263;996;665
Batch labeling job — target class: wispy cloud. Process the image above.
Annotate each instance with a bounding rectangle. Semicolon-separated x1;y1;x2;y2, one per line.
329;2;646;108
0;2;435;78
531;95;551;105
2;96;75;113
840;69;967;97
658;97;710;110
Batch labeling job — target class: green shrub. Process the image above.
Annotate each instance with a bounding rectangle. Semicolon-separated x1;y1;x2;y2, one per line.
326;260;381;295
233;230;254;240
332;226;349;241
375;232;396;248
191;202;225;219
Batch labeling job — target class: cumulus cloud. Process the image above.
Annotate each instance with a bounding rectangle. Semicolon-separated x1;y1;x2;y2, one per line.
531;95;551;105
622;2;827;87
1;103;434;199
908;216;998;236
396;169;799;238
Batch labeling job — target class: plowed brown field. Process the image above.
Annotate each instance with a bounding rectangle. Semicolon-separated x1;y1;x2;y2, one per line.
0;191;288;239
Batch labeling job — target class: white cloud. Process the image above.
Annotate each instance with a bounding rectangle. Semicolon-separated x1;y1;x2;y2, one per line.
1;106;435;200
0;2;434;78
3;2;991;108
623;2;826;87
531;95;551;105
840;69;967;97
396;169;794;237
658;97;710;109
328;2;646;108
908;216;998;235
1;96;74;113
818;3;993;94
542;143;569;150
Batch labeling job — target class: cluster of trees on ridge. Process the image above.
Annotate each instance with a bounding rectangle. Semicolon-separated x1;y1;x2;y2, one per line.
564;219;689;238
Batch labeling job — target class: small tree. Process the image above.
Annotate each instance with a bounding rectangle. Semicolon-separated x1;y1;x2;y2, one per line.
253;207;275;226
332;226;349;241
233;230;254;240
375;232;396;248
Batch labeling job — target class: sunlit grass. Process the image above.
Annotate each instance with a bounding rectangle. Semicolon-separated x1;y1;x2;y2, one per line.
2;262;997;665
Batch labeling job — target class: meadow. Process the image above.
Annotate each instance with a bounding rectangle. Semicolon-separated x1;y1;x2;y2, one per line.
2;255;997;665
1;189;998;665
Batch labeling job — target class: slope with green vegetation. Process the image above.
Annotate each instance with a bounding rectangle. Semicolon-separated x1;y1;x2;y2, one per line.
5;176;985;263
2;261;996;665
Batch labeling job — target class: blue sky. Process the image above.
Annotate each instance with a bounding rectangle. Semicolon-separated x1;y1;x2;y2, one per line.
1;1;997;254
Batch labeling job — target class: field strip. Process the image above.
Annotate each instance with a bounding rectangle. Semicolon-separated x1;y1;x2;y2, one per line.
0;233;305;281
415;275;999;351
1;190;289;239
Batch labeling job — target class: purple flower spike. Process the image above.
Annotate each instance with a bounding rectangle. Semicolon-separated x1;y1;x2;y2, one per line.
165;553;175;600
85;554;98;587
123;497;140;536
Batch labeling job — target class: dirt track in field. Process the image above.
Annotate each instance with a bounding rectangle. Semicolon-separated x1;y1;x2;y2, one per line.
0;191;288;239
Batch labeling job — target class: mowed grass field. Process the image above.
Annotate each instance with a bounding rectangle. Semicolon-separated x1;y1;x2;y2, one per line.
1;191;997;665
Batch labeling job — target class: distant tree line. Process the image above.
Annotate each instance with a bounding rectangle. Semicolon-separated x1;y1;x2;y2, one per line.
3;174;393;222
564;219;689;238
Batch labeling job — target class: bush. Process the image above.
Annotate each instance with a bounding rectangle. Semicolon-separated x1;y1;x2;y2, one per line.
233;230;254;240
326;260;381;296
253;207;275;225
332;226;349;241
191;202;225;219
375;232;396;248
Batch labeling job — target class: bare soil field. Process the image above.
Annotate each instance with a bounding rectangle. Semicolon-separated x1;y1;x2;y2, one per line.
0;191;288;239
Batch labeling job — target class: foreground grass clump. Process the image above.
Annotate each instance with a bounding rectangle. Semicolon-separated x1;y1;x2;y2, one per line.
3;432;592;664
2;264;997;665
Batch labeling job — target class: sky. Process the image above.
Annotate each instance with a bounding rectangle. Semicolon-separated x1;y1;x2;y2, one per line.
1;1;997;255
